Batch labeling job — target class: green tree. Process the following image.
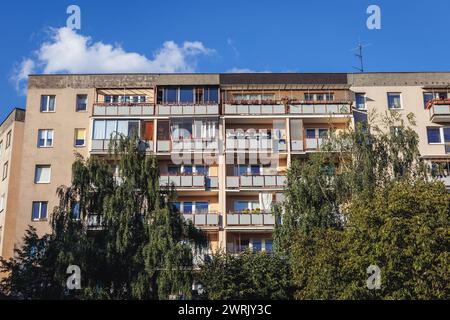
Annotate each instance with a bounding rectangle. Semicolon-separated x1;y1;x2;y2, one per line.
279;112;449;299
198;251;293;300
0;136;206;299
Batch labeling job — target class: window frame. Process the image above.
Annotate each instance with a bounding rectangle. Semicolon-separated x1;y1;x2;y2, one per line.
76;94;88;112
2;162;8;180
74;128;86;147
31;201;48;221
355;93;366;110
5;130;11;149
40;95;56;113
34;165;51;184
37;129;54;148
387;92;403;109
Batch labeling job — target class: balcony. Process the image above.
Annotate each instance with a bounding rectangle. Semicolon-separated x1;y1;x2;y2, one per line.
226;129;287;152
289;101;352;115
226;175;286;189
226;212;275;226
427;99;450;122
91;139;154;153
183;212;220;228
87;214;103;231
157;103;219;116
223;102;286;115
159;175;219;189
93;103;154;116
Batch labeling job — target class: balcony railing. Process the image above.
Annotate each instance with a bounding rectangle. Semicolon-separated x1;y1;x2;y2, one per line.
226;175;286;189
226;212;275;226
427;99;450;122
226;137;287;152
183;212;220;227
289;101;352;115
157;139;219;153
157;103;219;115
93;103;154;116
224;103;286;115
159;175;219;189
91;139;154;153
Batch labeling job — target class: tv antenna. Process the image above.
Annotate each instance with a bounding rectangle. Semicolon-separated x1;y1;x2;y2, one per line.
351;41;371;73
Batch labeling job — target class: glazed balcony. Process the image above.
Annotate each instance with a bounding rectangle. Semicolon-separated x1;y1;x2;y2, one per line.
91;139;154;153
427;99;450;122
223;100;286;115
93;103;155;116
289;100;352;115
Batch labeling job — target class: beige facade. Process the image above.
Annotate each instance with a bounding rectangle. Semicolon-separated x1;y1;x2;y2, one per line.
0;109;25;260
1;72;450;259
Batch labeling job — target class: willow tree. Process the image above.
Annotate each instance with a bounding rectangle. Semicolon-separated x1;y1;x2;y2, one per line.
0;136;206;299
275;111;449;299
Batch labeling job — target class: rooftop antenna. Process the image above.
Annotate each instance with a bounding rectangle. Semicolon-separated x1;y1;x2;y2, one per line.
351;40;371;73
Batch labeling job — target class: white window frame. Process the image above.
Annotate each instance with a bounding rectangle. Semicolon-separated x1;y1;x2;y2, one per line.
175;201;210;214
37;129;54;148
34;165;51;184
2;162;8;180
31;201;48;221
0;194;5;212
427;127;450;145
355;93;366;110
40;95;56;112
74;128;86;147
387;92;403;109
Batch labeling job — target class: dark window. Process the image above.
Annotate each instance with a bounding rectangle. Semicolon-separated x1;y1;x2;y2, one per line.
179;87;194;103
195;88;204;104
196;202;208;213
72;203;80;220
423;93;435;109
157;120;170;140
306;129;316;139
427;128;441;143
355;93;366;109
444;127;450;143
183;202;193;213
387;93;402;109
76;94;88;112
40;95;55;112
6;131;11;149
32;201;48;221
252;240;262;253
166;88;178;103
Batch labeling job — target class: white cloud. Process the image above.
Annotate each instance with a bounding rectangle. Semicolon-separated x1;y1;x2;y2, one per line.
11;58;35;94
227;68;271;73
12;27;214;94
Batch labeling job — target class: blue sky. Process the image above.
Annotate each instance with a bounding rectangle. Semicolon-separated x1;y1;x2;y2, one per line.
1;0;450;121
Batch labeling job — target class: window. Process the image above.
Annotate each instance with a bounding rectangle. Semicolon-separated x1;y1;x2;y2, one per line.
34;165;51;184
195;88;204;104
0;140;2;157
37;129;53;147
427;127;442;144
196;202;209;213
31;201;48;221
40;95;55;112
318;129;329;138
76;94;88;112
234;200;259;213
390;127;403;136
74;129;86;147
304;93;334;101
183;202;193;214
387;93;402;109
157;120;170;141
93;120;140;140
424;92;448;108
183;165;193;174
142;121;154;141
179;87;194;103
252;239;262;253
306;129;316;139
0;194;5;212
355;93;366;110
2;162;8;180
265;239;273;253
6;130;11;149
72;203;81;220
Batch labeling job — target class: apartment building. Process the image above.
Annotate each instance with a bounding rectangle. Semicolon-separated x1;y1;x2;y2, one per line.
0;108;25;260
2;72;450;259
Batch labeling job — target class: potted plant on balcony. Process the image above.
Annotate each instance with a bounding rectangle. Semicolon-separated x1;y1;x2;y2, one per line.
242;208;251;215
